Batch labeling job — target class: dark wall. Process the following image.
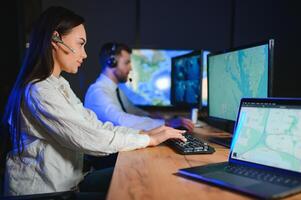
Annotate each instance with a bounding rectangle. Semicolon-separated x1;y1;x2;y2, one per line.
0;0;42;120
233;0;301;97
0;1;21;118
139;0;232;50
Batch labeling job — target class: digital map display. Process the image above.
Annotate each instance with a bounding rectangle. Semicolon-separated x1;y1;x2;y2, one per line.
232;106;301;173
208;44;269;120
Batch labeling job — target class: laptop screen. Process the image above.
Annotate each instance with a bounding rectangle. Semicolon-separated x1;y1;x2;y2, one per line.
230;99;301;173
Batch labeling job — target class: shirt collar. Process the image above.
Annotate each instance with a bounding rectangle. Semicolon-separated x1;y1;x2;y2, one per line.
48;74;69;89
98;74;118;91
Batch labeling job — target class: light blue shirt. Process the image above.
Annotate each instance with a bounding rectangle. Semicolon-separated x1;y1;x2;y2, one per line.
84;74;165;131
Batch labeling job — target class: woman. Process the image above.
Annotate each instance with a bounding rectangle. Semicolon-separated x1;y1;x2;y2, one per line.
1;6;186;197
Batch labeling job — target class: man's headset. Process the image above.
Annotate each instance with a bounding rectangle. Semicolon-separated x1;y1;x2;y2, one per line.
104;43;133;82
106;43;118;68
52;35;76;53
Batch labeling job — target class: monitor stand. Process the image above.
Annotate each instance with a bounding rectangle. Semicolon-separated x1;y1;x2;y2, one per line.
208;137;232;148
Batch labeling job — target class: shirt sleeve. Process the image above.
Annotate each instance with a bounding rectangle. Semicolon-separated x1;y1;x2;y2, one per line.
84;85;165;131
24;83;150;156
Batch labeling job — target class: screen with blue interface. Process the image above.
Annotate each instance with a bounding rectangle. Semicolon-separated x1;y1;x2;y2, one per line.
231;103;301;173
171;50;210;108
208;41;272;121
171;52;202;107
120;49;192;106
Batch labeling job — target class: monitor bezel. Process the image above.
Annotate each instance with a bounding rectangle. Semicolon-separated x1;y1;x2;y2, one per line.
170;50;204;109
206;39;275;133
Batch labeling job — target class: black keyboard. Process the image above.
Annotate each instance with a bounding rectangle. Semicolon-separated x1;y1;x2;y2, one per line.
224;164;301;187
166;133;215;155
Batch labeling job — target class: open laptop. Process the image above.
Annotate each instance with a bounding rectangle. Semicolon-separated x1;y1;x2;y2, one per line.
179;98;301;199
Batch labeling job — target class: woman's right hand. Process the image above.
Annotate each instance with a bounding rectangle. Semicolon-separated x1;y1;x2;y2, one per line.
142;126;187;146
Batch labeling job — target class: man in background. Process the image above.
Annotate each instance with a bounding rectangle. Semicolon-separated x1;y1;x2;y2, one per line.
84;42;194;132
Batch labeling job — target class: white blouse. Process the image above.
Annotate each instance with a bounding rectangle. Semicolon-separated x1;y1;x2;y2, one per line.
4;75;150;196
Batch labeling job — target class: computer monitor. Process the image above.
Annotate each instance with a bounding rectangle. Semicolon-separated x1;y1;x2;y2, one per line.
207;39;274;147
171;50;208;108
202;51;210;107
120;49;192;106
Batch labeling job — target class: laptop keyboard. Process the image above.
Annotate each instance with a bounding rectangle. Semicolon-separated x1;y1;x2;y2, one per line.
224;164;301;187
166;133;215;155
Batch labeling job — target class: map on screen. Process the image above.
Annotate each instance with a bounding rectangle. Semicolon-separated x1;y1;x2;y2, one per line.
121;49;191;106
209;44;269;121
232;106;301;173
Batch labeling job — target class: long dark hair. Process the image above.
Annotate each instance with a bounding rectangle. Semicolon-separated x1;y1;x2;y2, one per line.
0;6;84;164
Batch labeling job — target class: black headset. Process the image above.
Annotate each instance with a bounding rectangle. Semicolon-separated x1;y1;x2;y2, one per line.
52;34;75;53
106;43;118;68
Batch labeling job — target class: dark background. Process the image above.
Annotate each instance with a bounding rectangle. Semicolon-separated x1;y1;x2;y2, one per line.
1;0;301;118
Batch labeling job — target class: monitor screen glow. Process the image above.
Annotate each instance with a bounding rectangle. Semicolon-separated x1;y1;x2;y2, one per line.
171;51;202;108
170;50;210;108
208;40;274;122
120;49;192;106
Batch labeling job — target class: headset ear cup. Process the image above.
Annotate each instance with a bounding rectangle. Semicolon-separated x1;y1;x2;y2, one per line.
106;43;118;68
111;56;117;67
107;55;117;68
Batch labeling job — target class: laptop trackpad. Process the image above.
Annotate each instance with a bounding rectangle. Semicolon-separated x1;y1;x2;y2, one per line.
204;171;260;187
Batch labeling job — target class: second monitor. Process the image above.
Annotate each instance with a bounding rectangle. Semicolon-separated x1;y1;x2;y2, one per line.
207;39;274;147
171;50;210;109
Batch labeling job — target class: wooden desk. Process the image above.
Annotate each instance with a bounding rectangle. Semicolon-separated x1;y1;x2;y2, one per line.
107;126;301;200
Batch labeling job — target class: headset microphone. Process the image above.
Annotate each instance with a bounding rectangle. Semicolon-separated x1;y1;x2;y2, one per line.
52;35;76;53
